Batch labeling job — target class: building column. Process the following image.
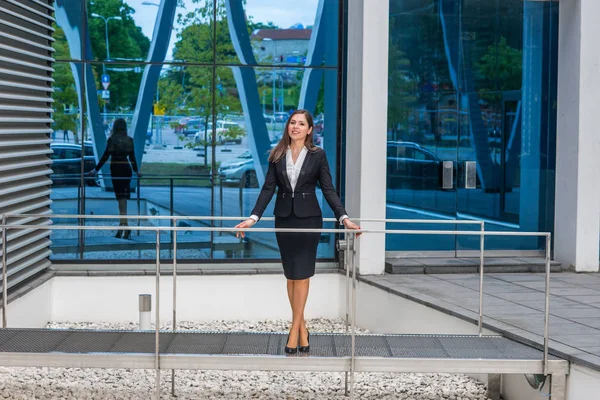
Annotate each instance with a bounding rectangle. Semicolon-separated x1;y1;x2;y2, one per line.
555;0;600;272
345;0;388;275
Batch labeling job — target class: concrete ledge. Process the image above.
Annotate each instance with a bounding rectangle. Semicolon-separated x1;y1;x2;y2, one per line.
386;257;563;274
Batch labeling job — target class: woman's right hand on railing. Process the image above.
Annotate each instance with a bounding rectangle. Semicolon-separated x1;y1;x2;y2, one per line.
234;218;256;238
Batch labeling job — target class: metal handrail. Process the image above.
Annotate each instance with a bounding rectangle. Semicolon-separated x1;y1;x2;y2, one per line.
8;213;485;224
0;216;551;400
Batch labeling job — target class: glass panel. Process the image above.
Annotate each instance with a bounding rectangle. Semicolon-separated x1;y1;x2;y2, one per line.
387;0;558;254
217;0;339;67
386;1;459;253
456;0;559;253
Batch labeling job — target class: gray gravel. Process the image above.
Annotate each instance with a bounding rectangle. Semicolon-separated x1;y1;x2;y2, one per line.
0;319;491;399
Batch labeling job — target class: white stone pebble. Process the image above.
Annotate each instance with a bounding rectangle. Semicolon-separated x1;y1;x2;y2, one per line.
0;319;492;399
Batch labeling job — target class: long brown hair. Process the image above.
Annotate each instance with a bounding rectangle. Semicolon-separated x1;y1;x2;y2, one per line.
268;109;318;162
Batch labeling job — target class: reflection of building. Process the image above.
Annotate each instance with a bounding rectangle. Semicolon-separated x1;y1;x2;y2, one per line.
251;28;311;63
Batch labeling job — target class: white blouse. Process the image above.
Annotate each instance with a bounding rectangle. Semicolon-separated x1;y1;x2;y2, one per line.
286;146;308;191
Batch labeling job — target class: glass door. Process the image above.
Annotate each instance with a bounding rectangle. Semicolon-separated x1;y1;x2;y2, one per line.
385;95;460;256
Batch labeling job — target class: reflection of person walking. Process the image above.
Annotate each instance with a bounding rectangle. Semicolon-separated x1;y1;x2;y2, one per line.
88;118;142;239
235;109;360;354
63;129;69;142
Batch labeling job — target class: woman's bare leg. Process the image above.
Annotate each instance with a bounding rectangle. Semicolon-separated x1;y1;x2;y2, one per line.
287;278;310;348
117;199;127;225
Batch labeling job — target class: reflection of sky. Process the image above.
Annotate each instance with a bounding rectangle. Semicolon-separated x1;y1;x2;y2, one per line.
127;0;319;60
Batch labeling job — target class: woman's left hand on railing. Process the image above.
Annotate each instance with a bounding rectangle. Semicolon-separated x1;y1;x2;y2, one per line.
343;218;362;237
234;218;256;238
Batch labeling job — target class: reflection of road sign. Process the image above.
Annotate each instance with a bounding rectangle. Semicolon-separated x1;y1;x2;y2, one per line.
153;103;165;116
101;90;110;99
101;74;110;90
134;66;141;73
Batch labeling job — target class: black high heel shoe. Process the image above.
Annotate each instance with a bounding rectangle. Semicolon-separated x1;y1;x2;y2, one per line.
299;330;310;353
122;227;131;240
284;333;298;354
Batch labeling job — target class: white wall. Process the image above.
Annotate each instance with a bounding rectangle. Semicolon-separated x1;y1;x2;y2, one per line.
354;280;496;335
344;0;389;275
50;274;343;323
554;0;600;272
6;279;52;328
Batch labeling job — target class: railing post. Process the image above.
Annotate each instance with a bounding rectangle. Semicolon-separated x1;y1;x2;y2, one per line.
478;221;485;336
344;235;350;396
349;232;357;400
543;233;551;376
155;229;161;400
171;218;178;396
1;215;7;328
137;176;141;236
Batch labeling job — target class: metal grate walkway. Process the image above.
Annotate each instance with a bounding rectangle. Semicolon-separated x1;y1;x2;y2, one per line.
0;329;567;375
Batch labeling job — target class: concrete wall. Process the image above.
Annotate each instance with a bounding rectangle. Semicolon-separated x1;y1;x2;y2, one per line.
6;279;52;328
50;274;343;323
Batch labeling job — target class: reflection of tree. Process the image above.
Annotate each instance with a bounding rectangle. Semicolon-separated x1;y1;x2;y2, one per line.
477;36;522;95
52;26;79;143
165;1;246;166
86;0;150;111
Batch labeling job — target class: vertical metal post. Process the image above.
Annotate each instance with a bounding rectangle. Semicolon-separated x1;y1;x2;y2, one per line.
155;229;161;400
478;222;485;336
543;233;551;376
136;177;141;235
169;179;174;256
344;235;350;396
171;219;177;396
350;232;357;400
1;215;7;328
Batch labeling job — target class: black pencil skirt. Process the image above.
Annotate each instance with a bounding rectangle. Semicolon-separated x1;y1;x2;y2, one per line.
275;211;323;281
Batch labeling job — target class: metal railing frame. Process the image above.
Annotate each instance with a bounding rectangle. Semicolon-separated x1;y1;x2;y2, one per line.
0;215;552;400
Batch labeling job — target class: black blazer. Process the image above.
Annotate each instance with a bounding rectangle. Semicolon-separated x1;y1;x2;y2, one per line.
251;148;347;221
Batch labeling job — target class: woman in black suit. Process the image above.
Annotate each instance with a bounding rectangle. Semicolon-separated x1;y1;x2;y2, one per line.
88;118;142;239
235;109;360;354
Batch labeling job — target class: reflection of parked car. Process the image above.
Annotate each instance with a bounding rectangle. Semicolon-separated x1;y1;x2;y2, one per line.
387;142;441;190
50;142;98;186
194;120;242;145
218;151;257;188
274;112;288;122
180;118;205;137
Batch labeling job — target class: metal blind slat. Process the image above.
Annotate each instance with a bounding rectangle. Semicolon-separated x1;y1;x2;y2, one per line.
5;0;56;23
0;43;55;62
0;105;54;113
0;31;55;53
0;55;54;72
0;117;54;123
0;93;54;103
0;128;53;135
0;67;54;82
0;6;56;32
0;18;55;43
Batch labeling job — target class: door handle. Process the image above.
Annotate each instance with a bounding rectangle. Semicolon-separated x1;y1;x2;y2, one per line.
465;161;477;189
442;161;453;189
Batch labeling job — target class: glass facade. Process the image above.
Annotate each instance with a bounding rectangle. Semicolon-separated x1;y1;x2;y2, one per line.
50;0;342;262
386;0;558;254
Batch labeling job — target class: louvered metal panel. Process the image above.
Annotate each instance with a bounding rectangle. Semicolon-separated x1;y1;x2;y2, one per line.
0;0;54;293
